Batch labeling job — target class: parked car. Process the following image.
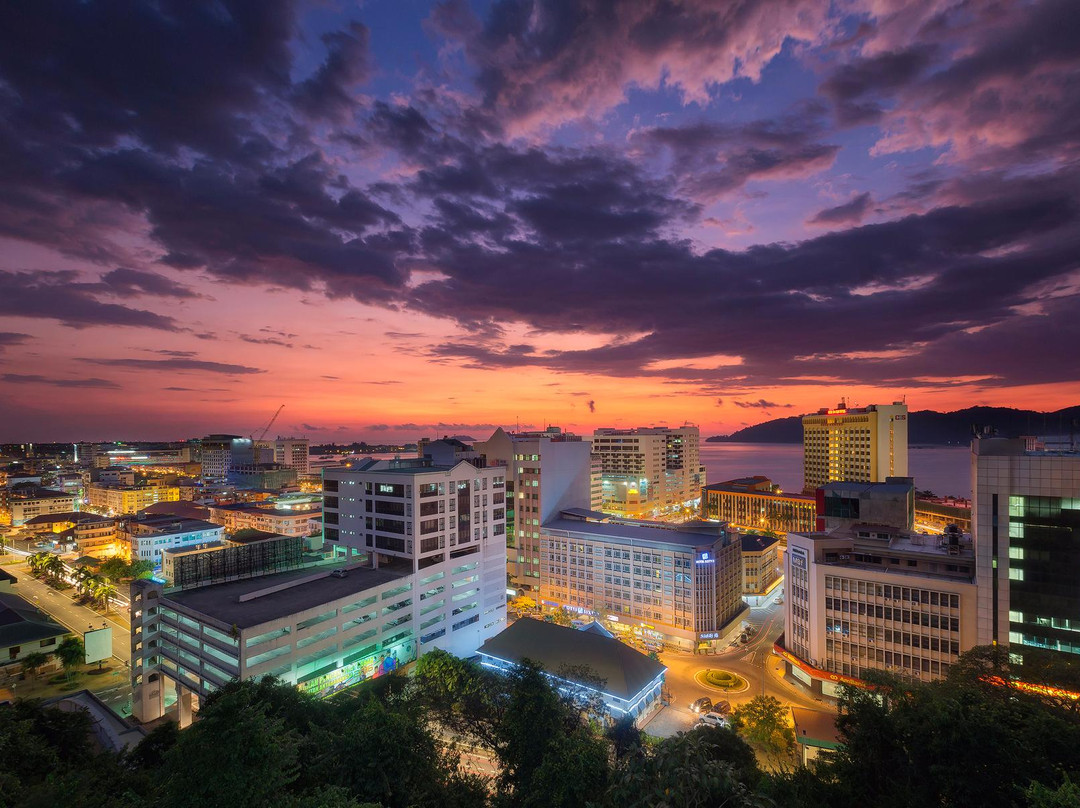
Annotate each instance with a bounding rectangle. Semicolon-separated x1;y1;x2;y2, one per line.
698;712;730;728
689;697;713;714
330;569;348;578
711;699;732;715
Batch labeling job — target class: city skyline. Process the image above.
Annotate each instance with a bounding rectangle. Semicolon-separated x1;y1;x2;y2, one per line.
1;0;1078;442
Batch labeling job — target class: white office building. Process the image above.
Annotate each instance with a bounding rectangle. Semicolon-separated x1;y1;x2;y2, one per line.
473;427;596;595
322;458;508;658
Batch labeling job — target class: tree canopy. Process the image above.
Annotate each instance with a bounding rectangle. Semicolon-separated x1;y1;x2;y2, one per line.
3;646;1080;807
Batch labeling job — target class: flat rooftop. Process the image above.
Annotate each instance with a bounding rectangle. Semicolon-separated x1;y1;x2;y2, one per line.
544;514;726;550
166;563;410;629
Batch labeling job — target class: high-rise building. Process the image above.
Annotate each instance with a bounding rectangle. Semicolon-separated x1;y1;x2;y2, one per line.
322;458;508;657
802;402;908;492
972;438;1080;660
538;511;745;650
589;426;705;518
472;427;594;595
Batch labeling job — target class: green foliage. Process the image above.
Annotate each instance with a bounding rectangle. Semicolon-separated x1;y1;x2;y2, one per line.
704;669;744;689
55;636;84;680
19;651;49;680
603;729;768;808
732;695;794;763
5;645;1080;808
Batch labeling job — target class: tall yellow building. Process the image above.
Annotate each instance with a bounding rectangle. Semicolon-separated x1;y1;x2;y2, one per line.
802;402;908;492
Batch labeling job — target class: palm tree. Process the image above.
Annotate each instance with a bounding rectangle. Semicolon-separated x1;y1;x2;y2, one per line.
44;553;66;584
28;551;50;576
20;651;49;681
55;636;85;681
72;567;93;599
95;580;118;614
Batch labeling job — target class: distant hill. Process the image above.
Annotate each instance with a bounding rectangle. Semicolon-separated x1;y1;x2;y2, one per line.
707;406;1080;445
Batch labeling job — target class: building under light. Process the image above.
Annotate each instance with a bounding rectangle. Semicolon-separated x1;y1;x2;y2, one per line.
802;402;908;492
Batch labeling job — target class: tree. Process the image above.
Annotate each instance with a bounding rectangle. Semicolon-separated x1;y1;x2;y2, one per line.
160;682;302;808
732;695;794;765
93;580;118;613
98;557;129;582
20;651;49;681
55;636;85;681
603;730;768;808
547;607;573;627
44;553;66;584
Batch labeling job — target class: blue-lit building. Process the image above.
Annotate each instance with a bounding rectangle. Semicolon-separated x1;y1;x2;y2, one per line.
477;618;666;725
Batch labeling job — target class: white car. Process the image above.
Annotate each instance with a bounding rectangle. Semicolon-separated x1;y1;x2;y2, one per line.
697;712;730;728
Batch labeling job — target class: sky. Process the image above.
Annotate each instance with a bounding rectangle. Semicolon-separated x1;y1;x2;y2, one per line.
0;0;1078;443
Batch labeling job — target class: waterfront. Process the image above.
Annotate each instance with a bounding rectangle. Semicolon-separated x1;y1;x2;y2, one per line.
700;442;972;498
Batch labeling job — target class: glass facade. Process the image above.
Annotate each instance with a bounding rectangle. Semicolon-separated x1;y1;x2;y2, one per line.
1008;495;1080;656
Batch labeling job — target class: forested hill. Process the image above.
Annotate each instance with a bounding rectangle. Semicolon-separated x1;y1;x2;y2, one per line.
707;406;1080;445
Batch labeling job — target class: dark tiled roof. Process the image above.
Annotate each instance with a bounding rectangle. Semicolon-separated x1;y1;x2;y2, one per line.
477;618;666;700
0;592;69;648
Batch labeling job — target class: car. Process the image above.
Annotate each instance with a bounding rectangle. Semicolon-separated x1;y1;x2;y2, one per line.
711;699;732;715
697;712;729;728
689;697;713;714
329;569;349;578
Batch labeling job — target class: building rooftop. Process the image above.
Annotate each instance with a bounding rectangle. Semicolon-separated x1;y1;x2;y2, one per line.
791;707;842;749
127;517;221;535
740;533;782;553
703;478;814;500
165;563;410;629
24;512;111;526
820;479;914;496
0;592;69;648
545;512;728;550
477;618;666;701
139;501;211;520
210;503;319;517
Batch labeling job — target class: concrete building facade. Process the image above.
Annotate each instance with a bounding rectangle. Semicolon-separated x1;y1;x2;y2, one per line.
802;402;909;492
88;483;180;515
701;476;816;534
124;516;224;567
472;427;595;595
207;503;321;537
538;511;745;650
322;458;508;659
589;426;705;518
782;523;976;697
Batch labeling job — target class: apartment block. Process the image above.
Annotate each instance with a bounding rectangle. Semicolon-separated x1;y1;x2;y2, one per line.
802;402;908;492
539;511;744;650
207;503;321;537
972;438;1080;660
7;488;77;526
589;426;706;518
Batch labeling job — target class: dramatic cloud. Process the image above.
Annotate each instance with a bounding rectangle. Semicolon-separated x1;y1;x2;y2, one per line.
0;271;178;330
84;358;264;375
1;0;1078;439
808;193;873;225
432;0;834;132
2;374;121;389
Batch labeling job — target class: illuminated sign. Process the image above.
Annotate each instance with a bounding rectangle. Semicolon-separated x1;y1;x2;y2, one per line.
699;632;719;639
378;484;395;494
696;551;714;565
790;548;807;570
827;408;848;415
774;642;863;688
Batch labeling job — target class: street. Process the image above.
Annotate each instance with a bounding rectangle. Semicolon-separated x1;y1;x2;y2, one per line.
642;593;834;737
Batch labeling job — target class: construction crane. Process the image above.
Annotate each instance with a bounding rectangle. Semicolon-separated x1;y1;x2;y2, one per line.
251;404;285;460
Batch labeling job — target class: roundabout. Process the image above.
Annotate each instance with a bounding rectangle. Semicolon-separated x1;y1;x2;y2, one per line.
694;668;750;694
